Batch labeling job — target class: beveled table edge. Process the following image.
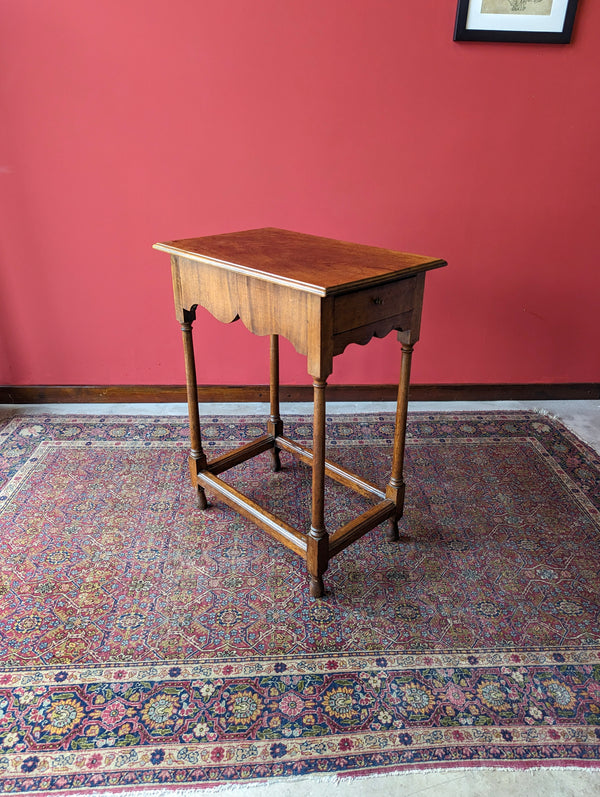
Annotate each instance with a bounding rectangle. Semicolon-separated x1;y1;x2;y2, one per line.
153;236;447;297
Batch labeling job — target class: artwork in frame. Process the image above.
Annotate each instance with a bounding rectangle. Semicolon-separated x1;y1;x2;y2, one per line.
454;0;579;43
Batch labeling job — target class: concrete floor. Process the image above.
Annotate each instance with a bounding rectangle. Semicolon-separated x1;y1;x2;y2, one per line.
1;400;599;796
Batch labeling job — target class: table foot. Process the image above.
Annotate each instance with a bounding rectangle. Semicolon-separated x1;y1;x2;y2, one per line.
270;447;282;472
196;485;208;510
309;574;325;598
387;518;399;541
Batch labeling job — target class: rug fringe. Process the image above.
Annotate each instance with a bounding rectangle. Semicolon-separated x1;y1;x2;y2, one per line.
531;407;560;420
531;405;599;451
52;764;600;797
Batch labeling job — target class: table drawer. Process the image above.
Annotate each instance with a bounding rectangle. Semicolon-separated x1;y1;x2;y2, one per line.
333;278;415;334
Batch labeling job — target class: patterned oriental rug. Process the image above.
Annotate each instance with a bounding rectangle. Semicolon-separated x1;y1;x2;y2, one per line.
1;411;600;795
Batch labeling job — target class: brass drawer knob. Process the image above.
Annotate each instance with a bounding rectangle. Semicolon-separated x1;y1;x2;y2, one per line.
372;296;384;305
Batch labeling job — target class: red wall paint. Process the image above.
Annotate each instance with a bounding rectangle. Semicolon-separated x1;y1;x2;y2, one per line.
1;0;599;387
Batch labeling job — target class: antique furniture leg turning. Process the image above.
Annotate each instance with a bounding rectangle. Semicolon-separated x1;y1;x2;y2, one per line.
308;377;329;598
268;335;283;473
180;308;208;510
154;228;446;598
386;337;414;542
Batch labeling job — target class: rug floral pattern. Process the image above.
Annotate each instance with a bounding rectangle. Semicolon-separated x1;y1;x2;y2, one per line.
0;412;599;792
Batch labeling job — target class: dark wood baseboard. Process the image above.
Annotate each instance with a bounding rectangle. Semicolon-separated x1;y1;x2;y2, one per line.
1;383;598;404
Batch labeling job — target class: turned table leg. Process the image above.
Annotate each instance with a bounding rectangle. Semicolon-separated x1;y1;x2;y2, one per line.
181;311;208;509
307;377;329;597
268;334;283;472
385;339;414;541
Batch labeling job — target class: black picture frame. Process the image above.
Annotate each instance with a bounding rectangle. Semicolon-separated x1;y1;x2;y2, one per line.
454;0;579;43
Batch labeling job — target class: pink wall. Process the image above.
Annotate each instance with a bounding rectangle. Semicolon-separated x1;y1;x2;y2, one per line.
1;0;599;387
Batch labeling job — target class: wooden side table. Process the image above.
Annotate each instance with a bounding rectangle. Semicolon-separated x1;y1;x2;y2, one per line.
154;228;446;597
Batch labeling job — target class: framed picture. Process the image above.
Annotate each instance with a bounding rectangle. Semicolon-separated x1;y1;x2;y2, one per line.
454;0;579;43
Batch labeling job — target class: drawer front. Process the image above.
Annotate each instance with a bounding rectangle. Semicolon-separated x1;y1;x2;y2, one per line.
333;278;416;335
